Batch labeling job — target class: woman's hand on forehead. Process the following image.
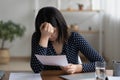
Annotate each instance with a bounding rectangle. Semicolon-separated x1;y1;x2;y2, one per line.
40;22;56;35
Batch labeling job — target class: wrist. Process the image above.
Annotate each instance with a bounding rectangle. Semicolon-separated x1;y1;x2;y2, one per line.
39;36;49;47
76;64;82;73
41;36;49;40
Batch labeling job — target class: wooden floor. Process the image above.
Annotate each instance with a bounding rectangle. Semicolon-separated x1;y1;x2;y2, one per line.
0;58;32;71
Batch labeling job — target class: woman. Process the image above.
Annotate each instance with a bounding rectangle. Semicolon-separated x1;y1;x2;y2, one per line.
30;6;104;73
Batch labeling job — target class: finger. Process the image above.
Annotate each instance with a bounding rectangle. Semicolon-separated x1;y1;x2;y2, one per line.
61;66;68;71
43;22;48;25
49;23;54;33
51;27;54;33
42;22;48;28
40;23;44;30
40;22;46;31
67;69;74;74
66;64;72;69
48;24;51;32
69;69;76;74
44;23;49;31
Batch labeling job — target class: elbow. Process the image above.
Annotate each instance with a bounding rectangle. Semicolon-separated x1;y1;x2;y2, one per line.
30;60;43;73
30;62;42;73
31;66;40;73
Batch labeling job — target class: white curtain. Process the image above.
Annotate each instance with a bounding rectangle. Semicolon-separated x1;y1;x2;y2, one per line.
101;0;120;67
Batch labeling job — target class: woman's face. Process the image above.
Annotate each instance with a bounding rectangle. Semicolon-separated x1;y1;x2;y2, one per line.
49;28;58;41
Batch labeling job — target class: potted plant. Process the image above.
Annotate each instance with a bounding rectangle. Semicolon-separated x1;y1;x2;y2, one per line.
0;20;26;64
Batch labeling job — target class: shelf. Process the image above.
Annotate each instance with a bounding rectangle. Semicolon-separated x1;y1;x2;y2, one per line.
69;29;99;34
60;9;100;13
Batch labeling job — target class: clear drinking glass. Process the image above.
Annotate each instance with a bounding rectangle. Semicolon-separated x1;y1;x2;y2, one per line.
113;61;120;76
95;61;106;80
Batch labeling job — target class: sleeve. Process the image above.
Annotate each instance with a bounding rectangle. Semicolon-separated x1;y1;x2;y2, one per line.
30;32;47;73
73;32;105;72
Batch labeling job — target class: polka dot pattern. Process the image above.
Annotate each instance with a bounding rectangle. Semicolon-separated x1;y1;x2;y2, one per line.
30;32;104;73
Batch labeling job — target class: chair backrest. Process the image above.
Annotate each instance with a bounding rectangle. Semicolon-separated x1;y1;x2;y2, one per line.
78;56;82;64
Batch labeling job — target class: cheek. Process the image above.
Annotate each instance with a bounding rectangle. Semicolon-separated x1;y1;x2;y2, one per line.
50;34;57;39
49;33;58;40
49;28;58;41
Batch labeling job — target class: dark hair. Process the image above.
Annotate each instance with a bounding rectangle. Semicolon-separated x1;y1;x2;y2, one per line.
35;6;68;43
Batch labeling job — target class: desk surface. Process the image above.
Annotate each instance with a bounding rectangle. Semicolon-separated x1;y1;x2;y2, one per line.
2;70;113;80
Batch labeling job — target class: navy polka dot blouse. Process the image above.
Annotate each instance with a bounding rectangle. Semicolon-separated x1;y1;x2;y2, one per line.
30;32;104;73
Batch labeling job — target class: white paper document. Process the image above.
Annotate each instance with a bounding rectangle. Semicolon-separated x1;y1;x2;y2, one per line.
107;76;120;80
9;72;42;80
35;55;68;66
60;72;95;80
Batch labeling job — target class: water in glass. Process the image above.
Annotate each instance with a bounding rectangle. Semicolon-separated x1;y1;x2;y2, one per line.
96;67;106;80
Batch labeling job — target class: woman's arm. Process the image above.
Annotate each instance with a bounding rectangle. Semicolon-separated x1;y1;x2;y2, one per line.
74;32;104;72
30;32;48;73
31;23;55;73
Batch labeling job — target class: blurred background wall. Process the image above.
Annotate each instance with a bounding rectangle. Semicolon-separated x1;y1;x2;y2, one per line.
0;0;120;68
0;0;35;57
0;0;101;57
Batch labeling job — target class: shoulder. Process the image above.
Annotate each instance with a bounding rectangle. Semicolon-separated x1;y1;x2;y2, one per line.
70;32;83;39
69;32;87;43
31;32;40;42
32;32;40;38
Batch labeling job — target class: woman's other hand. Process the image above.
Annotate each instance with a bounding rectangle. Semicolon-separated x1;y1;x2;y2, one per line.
60;64;83;74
